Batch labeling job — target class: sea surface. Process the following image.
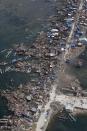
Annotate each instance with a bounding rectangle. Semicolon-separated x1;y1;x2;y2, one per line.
0;0;55;50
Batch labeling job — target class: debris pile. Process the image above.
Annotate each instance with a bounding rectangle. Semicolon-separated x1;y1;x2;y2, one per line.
0;0;87;130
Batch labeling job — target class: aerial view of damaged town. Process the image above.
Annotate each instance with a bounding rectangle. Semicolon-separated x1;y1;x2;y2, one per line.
0;0;87;131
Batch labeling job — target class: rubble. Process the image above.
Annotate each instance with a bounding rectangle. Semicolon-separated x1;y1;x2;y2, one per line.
0;0;87;130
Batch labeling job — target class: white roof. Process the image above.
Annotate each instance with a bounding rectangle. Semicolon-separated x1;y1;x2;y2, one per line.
51;29;58;32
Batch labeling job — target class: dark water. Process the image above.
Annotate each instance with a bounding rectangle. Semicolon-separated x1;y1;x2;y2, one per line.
0;0;56;50
71;49;87;89
0;96;13;118
46;114;87;131
0;71;32;90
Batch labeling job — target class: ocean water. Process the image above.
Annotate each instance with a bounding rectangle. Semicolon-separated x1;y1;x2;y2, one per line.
0;0;57;50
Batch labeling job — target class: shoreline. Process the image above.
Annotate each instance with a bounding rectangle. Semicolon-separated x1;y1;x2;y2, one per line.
0;0;87;131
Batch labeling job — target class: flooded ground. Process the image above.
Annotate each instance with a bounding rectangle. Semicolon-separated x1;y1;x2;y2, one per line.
46;113;87;131
71;48;87;89
0;96;13;118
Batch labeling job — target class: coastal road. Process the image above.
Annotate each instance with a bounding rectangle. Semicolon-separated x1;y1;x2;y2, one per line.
36;0;84;131
36;84;57;131
64;0;84;61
